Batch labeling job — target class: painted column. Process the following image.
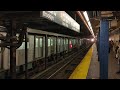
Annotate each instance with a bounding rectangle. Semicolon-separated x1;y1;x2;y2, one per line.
99;19;109;79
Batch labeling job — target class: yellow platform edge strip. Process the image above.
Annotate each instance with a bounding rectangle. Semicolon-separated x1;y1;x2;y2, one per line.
69;45;93;79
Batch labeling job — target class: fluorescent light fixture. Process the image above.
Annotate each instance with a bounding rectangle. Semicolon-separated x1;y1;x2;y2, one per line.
83;11;95;38
83;11;89;22
88;21;91;27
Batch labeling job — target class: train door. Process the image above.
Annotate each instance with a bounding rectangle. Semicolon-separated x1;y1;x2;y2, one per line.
47;36;56;66
34;35;45;71
35;36;44;59
26;35;34;70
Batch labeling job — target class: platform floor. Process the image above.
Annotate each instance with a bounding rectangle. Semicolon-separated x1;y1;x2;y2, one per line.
87;43;120;79
69;43;120;79
108;48;120;79
86;44;99;79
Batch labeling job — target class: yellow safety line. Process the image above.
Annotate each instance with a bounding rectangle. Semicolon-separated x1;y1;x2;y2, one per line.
69;46;93;79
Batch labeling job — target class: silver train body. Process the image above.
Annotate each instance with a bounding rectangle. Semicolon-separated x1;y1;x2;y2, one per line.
0;27;85;72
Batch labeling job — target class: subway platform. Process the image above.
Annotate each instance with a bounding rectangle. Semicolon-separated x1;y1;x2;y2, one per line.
69;43;120;79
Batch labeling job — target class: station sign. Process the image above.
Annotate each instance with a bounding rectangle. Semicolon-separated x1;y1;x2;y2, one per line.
40;11;80;33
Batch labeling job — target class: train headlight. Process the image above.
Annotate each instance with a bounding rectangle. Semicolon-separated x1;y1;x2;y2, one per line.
91;38;94;42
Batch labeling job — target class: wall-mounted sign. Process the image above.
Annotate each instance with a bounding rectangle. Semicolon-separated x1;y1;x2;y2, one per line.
40;11;80;33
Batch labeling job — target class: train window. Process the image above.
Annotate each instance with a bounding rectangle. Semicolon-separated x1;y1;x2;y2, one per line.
64;39;66;45
74;39;76;45
48;38;51;47
39;37;43;57
17;42;29;50
65;38;68;51
35;38;39;47
35;37;39;58
57;38;60;53
48;37;51;56
64;39;66;50
51;37;54;54
69;40;72;44
18;42;25;49
69;40;73;49
54;37;56;54
58;38;60;45
40;38;42;47
60;38;63;52
66;39;68;44
51;38;53;46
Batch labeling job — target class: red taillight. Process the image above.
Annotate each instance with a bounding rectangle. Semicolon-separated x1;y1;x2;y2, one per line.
70;44;72;48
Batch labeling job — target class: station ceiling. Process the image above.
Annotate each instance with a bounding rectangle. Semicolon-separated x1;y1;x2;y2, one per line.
87;11;120;35
67;11;120;37
1;11;120;38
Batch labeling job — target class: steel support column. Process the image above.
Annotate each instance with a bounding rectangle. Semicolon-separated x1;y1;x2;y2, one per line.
5;19;17;79
99;19;109;79
25;26;28;79
97;30;100;61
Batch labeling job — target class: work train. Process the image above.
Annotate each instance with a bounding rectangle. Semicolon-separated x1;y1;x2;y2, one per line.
0;27;89;75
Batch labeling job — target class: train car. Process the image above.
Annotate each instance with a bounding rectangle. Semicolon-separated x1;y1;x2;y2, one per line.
0;27;86;77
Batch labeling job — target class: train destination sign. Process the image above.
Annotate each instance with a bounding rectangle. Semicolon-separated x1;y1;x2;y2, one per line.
41;11;80;33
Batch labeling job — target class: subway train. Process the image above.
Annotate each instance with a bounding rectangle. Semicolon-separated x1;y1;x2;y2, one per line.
0;27;90;77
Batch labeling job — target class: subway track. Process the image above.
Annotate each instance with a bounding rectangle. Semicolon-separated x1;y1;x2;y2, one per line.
30;44;92;79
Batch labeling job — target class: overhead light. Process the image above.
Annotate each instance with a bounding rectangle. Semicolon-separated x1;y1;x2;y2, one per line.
83;11;89;22
101;11;113;17
83;11;95;38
